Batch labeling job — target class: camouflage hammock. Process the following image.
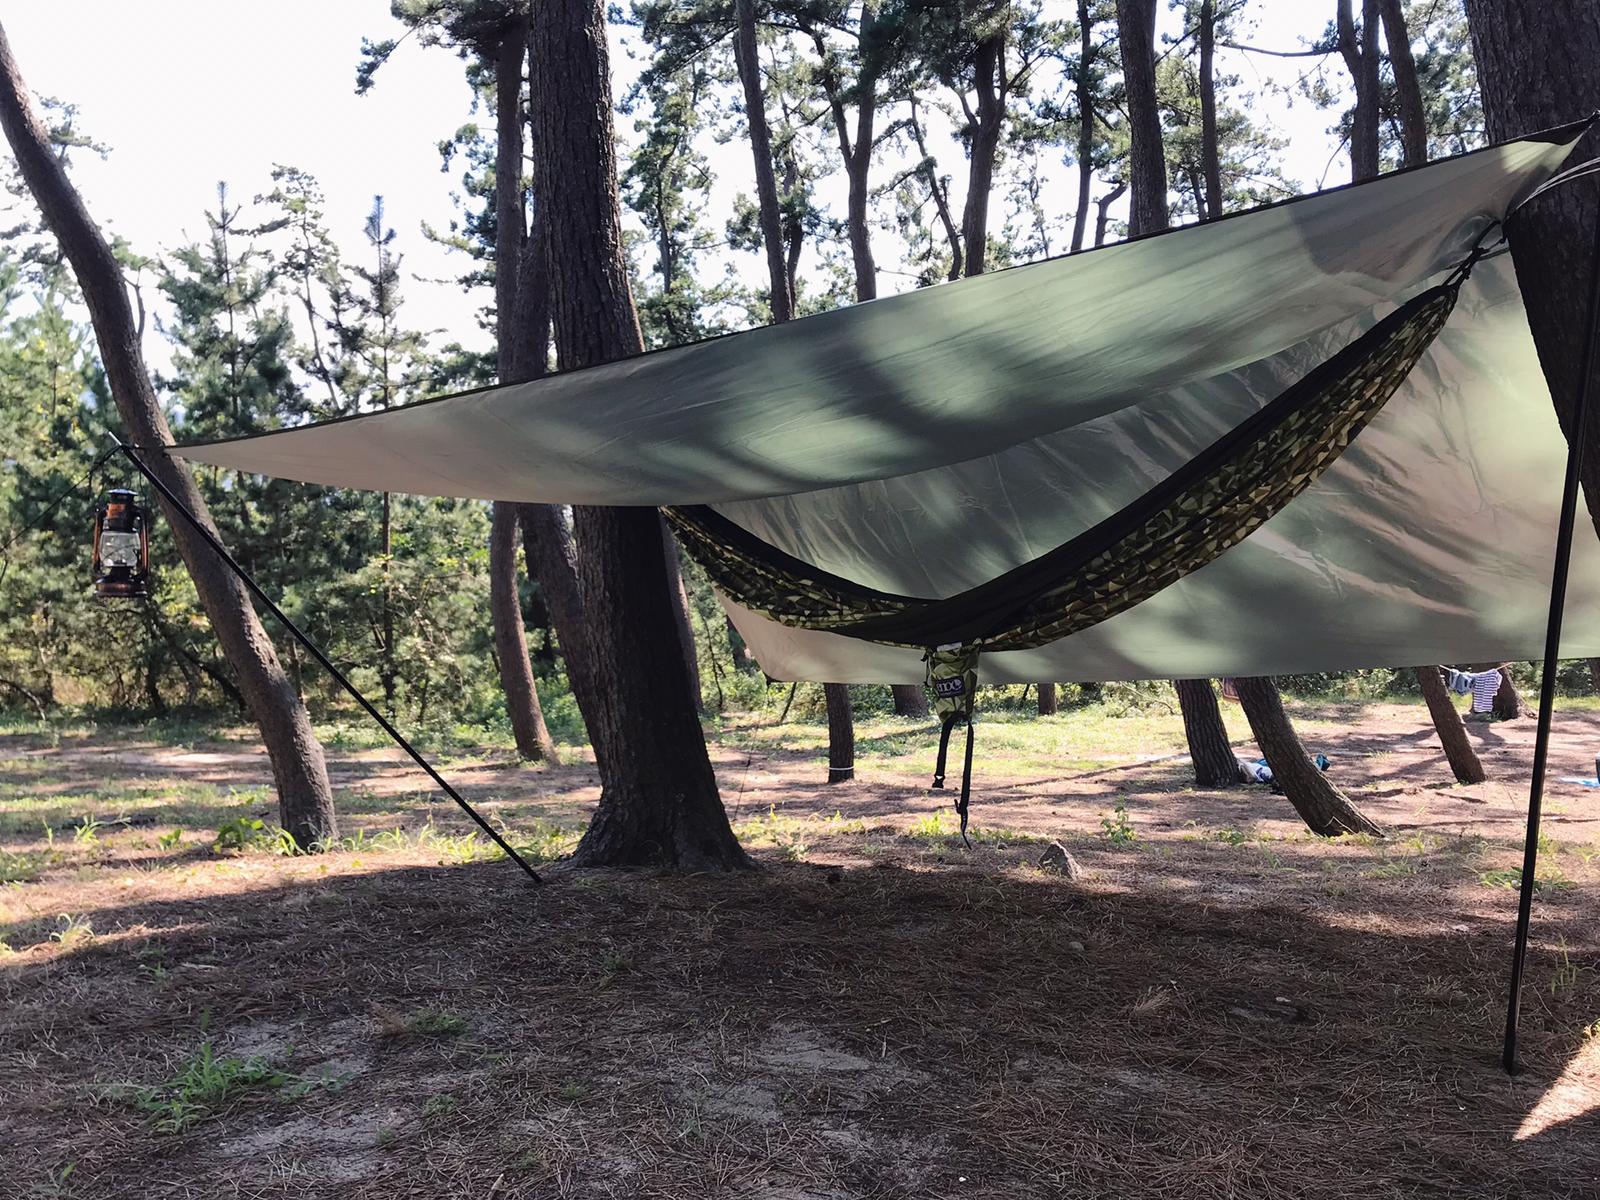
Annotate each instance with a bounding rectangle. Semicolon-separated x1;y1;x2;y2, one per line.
665;280;1460;835
665;280;1458;656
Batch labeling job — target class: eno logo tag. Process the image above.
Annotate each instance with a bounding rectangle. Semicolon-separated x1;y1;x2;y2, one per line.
934;677;967;698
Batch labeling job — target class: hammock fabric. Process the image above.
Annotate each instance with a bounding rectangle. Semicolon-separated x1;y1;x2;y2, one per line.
665;279;1458;655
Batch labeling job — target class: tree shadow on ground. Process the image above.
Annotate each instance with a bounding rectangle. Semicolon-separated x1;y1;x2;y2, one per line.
3;851;1596;1199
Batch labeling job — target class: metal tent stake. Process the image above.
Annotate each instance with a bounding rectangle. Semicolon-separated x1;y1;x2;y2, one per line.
112;436;542;886
1502;205;1600;1075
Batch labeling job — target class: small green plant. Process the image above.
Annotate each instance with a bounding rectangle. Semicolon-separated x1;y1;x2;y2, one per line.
1550;941;1583;996
134;1042;288;1134
50;913;94;948
909;810;950;840
213;816;298;856
558;1081;587;1102
410;1009;468;1037
1099;801;1137;848
70;815;105;845
157;828;183;850
0;846;59;884
422;1093;458;1118
1211;827;1250;846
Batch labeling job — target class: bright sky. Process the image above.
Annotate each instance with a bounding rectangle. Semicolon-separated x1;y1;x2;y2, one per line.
1;2;1353;374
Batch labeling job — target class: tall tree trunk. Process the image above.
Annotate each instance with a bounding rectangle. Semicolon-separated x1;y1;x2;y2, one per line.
1174;678;1238;787
530;0;748;869
812;9;878;300
380;489;395;716
0;22;337;849
1037;681;1059;716
1338;0;1382;182
1070;0;1097;252
825;682;855;782
1198;0;1223;219
1378;0;1428;167
1415;666;1486;783
1116;0;1167;235
1467;0;1600;539
1235;676;1382;836
733;0;792;322
488;19;556;763
960;32;1006;277
661;517;704;713
892;683;929;718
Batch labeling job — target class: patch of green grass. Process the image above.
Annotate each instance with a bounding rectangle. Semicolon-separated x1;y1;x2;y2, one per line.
133;1042;288;1134
1211;827;1251;846
157;828;183;850
50;913;94;948
409;1009;468;1037
1479;866;1572;893
421;1093;458;1118
0;846;61;883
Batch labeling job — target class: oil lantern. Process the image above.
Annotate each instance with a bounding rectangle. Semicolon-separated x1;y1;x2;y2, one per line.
92;487;150;599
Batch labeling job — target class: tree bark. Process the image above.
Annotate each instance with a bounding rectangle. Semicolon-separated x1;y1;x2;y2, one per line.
1198;0;1223;219
1235;676;1382;836
960;32;1006;276
530;0;748;869
1338;0;1382;182
1467;0;1600;539
1378;0;1428;167
891;683;930;718
0;21;337;848
1116;0;1167;235
1070;0;1097;252
811;10;878;301
1414;666;1486;783
1174;678;1238;787
1037;681;1059;716
733;0;792;322
825;682;855;782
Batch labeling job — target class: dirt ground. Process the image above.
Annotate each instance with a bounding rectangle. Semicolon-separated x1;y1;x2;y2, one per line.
2;701;1598;1198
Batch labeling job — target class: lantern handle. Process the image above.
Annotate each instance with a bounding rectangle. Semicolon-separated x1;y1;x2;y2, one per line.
111;435;543;886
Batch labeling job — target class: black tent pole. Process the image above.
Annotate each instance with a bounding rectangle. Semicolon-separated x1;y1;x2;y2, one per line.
111;437;543;887
1501;203;1600;1074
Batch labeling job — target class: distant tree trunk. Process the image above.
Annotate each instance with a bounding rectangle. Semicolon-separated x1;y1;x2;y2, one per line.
1174;678;1238;787
1198;0;1223;219
1037;682;1059;716
1116;0;1167;235
891;683;929;718
1338;0;1382;182
0;22;338;849
531;0;749;869
1094;182;1127;246
733;0;792;322
1589;658;1600;695
1414;666;1486;783
661;518;703;713
960;32;1007;276
1467;0;1600;540
1378;0;1428;167
1070;0;1097;252
1235;676;1382;836
491;504;557;761
487;17;558;763
1493;667;1528;720
811;9;879;301
825;682;855;782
